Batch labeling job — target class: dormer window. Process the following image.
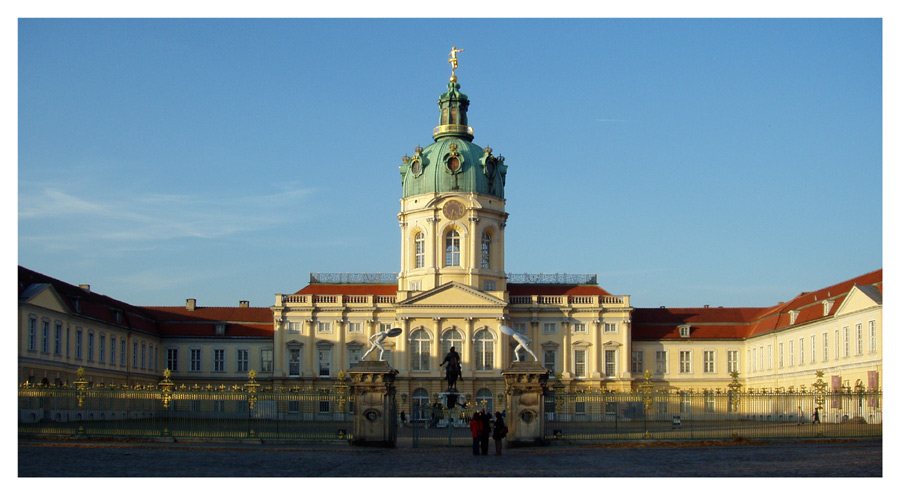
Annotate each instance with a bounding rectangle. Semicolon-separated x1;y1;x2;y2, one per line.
679;325;691;338
822;300;833;316
789;310;799;325
215;323;226;336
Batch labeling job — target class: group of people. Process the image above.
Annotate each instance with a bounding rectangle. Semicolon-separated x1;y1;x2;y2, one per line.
469;409;507;455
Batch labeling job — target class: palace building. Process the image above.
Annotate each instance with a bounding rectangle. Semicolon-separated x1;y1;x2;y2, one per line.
18;53;882;416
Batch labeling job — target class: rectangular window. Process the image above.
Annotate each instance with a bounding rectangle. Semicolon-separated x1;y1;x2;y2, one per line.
789;340;794;366
213;349;225;372
604;350;616;377
190;349;202;372
655;351;668;374
855;323;863;355
843;326;849;357
778;342;784;368
514;323;527;334
799;338;805;365
409;280;422;291
573;323;586;334
236;349;249;373
705;394;715;413
66;327;71;358
133;342;138;368
120;340;126;366
703;350;715;373
727;350;739;374
543;349;556;373
54;322;63;355
141;343;146;369
542;323;557;335
319;401;331;414
99;335;106;363
348;322;362;334
41;320;50;353
632;350;644;374
318;348;331;377
87;332;94;361
810;335;816;363
167;348;179;372
287;321;302;333
750;348;756;373
27;317;37;351
110;337;117;366
868;321;876;353
317;322;332;334
484;280;496;291
604;323;617;333
766;345;772;370
261;349;274;373
679;351;692;374
574;349;586;378
288;348;301;376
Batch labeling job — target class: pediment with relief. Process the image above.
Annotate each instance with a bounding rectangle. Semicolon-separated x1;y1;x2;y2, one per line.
20;283;71;314
398;281;506;308
834;285;882;317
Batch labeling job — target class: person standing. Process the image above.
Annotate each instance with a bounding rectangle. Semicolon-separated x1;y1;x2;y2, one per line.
479;408;491;455
469;412;482;455
492;411;507;455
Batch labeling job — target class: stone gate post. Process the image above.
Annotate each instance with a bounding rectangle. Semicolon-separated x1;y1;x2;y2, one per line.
349;360;399;447
502;361;550;447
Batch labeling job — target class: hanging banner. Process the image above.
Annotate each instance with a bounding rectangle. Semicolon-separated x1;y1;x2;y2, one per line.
831;375;842;409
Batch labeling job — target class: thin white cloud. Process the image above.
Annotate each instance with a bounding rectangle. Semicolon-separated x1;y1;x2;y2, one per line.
18;183;315;248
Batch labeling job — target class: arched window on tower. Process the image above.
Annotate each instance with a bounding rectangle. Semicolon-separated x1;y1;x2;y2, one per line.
409;329;431;371
415;232;425;268
481;232;491;269
445;230;460;267
474;329;495;371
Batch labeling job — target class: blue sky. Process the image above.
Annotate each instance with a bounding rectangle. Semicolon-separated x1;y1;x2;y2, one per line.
17;18;883;309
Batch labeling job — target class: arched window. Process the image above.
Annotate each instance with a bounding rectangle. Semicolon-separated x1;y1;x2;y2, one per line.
412;388;430;421
445;230;460;266
475;388;494;414
409;329;431;371
414;232;425;268
481;232;491;269
442;328;463;359
474;329;495;371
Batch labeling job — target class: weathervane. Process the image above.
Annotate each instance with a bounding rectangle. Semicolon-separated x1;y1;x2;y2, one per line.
448;46;464;81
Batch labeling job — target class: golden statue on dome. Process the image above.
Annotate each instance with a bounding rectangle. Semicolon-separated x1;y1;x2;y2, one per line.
448;46;464;81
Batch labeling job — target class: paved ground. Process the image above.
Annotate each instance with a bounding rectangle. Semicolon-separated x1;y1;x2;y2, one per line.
19;437;881;477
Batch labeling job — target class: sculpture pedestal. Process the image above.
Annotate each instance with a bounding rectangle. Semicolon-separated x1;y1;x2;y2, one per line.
349;360;399;447
502;361;551;447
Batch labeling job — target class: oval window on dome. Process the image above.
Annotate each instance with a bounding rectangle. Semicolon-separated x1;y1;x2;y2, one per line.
448;157;460;172
411;159;421;175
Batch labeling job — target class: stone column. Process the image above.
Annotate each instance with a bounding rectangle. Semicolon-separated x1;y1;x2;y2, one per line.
501;361;550;447
350;360;399;447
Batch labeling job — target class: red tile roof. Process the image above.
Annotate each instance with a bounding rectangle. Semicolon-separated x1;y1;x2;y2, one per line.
633;269;882;340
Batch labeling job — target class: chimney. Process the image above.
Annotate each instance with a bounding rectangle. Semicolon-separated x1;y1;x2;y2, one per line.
239;300;249;308
703;304;709;308
79;284;91;293
186;298;196;311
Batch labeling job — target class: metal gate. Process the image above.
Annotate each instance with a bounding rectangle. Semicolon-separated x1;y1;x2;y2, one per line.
409;401;479;447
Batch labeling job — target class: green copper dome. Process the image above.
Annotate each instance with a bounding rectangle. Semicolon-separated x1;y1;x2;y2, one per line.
399;80;507;199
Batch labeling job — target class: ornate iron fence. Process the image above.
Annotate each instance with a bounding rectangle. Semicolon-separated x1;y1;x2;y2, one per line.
18;368;354;442
544;371;882;442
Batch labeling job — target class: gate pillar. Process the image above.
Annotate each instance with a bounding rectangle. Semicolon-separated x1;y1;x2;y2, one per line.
502;361;551;447
349;360;399;447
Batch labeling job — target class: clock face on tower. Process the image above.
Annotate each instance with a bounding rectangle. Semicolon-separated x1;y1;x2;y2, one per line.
442;200;465;220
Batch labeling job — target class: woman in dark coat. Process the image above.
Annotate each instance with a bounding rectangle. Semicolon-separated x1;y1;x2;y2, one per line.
492;411;507;455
